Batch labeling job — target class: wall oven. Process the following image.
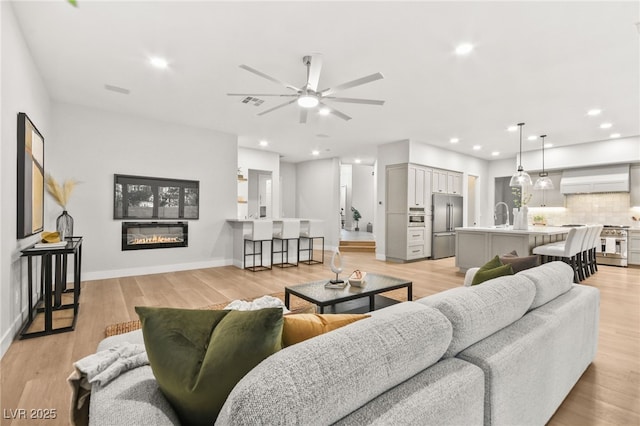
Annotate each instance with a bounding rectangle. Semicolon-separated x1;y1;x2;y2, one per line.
408;208;426;227
598;225;628;267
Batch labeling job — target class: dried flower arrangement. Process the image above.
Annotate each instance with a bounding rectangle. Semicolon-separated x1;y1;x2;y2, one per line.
45;175;78;210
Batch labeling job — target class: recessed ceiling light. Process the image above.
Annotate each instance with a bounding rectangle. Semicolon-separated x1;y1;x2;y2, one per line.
355;158;362;164
149;57;169;69
491;151;500;156
544;143;553;148
507;126;518;132
259;140;268;147
610;133;621;138
455;43;474;55
587;109;602;116
472;145;481;151
600;123;612;129
450;138;459;144
527;136;537;141
311;150;320;156
319;107;330;116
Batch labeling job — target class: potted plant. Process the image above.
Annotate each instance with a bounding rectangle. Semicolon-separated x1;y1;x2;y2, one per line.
533;214;546;226
351;206;362;231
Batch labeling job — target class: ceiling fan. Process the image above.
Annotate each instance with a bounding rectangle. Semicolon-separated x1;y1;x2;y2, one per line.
228;54;385;123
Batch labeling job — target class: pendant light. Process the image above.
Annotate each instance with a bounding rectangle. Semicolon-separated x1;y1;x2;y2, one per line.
509;122;532;187
533;135;554;190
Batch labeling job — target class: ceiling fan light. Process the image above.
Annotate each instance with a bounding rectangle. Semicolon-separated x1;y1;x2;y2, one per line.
298;95;319;108
319;107;330;116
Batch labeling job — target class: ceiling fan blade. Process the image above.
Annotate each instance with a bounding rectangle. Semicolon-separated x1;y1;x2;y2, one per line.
227;93;298;97
324;97;385;105
299;108;308;124
239;65;301;92
305;54;323;92
319;102;352;121
257;99;298;116
320;72;384;97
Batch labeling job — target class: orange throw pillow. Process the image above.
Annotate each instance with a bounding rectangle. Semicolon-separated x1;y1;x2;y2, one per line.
282;314;370;347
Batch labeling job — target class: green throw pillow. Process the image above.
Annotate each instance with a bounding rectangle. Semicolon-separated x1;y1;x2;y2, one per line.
135;306;284;426
471;255;514;285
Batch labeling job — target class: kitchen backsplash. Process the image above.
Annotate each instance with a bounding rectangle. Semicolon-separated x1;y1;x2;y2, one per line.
528;193;640;227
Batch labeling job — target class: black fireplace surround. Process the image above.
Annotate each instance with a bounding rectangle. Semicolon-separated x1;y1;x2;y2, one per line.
122;222;188;251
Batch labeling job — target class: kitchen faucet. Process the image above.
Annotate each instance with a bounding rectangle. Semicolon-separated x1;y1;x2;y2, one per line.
494;202;510;227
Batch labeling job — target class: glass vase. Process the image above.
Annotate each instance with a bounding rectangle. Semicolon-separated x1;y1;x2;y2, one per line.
56;210;74;240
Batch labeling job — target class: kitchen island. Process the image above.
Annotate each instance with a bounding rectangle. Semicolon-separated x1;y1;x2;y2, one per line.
455;226;570;272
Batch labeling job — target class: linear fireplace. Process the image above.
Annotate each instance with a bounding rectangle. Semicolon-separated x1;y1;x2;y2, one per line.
122;222;188;251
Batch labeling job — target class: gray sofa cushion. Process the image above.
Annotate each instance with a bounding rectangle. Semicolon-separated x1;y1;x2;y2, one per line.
417;275;536;358
457;284;599;426
91;330;180;426
215;302;453;426
517;261;574;309
334;358;485;426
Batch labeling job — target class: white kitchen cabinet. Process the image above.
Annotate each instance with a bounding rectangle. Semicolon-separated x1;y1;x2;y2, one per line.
629;230;640;266
408;166;425;207
432;169;447;193
385;163;432;261
432;168;462;195
631;165;640;208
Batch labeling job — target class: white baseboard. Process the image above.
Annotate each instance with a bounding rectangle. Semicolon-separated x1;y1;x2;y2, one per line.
82;258;234;281
0;306;29;360
376;253;386;261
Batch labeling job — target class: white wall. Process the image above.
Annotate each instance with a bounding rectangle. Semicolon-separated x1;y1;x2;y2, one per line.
279;161;296;218
352;164;375;231
1;1;52;357
296;158;341;250
49;102;237;280
238;148;280;219
339;164;353;229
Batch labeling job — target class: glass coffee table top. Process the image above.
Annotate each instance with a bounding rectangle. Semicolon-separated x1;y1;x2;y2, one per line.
285;273;412;312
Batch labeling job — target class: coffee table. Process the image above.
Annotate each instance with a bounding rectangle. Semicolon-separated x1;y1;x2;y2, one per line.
284;273;412;314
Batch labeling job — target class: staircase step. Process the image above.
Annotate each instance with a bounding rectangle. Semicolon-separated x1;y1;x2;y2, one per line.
339;240;376;247
339;240;376;253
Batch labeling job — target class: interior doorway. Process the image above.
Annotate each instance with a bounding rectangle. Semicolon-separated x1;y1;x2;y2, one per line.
339;164;376;253
468;175;478;226
248;169;272;218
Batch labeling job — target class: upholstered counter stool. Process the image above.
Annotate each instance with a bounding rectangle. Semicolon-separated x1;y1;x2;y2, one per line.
244;220;273;272
272;219;300;268
298;219;324;265
533;226;588;282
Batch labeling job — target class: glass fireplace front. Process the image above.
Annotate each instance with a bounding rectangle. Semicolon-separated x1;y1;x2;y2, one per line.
122;222;188;250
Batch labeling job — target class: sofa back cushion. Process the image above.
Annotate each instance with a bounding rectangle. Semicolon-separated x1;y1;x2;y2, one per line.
417;275;536;358
517;261;574;309
215;302;452;426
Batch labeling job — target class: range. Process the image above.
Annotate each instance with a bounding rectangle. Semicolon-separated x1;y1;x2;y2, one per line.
599;225;628;267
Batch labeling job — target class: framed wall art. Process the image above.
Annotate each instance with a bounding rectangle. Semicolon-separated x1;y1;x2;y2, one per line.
114;174;199;220
17;112;45;239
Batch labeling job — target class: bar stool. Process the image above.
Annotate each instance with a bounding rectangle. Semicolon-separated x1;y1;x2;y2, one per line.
272;219;300;268
298;219;324;265
579;225;598;279
587;224;604;275
533;226;588;283
243;220;273;272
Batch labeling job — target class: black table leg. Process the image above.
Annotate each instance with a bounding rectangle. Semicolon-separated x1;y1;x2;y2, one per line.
369;295;375;312
43;255;53;332
408;284;413;301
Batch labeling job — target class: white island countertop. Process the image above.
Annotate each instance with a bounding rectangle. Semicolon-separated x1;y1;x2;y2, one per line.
455;226;570;235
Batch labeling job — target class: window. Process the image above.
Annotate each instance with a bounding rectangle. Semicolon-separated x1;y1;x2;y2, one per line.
114;174;199;219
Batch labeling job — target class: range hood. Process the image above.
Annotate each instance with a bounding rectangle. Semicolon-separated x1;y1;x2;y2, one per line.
560;165;630;194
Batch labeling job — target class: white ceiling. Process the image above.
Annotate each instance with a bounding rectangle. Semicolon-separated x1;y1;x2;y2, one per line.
10;1;640;164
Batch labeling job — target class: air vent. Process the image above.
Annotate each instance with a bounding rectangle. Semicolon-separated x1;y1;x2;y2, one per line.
241;96;264;106
104;84;130;95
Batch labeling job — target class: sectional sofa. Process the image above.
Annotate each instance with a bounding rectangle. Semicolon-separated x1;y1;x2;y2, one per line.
87;261;599;425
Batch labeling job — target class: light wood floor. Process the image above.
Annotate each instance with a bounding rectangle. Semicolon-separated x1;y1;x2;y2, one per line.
1;253;638;425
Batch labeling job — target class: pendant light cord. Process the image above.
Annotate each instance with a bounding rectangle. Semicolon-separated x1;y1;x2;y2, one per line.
518;122;525;170
541;135;546;174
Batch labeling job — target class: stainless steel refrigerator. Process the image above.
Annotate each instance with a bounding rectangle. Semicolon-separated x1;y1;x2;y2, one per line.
432;194;463;259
